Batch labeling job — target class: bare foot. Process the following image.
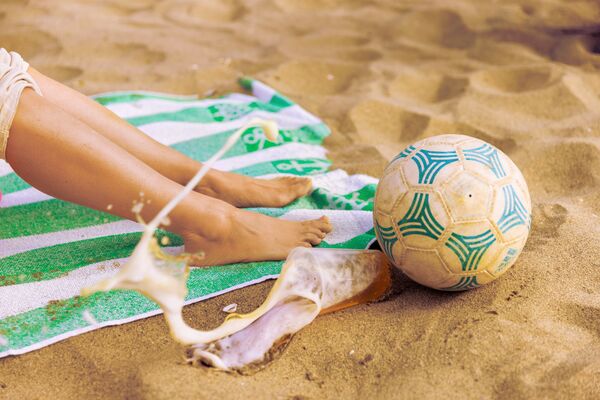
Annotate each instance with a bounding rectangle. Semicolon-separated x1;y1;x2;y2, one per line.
182;210;332;266
198;171;312;208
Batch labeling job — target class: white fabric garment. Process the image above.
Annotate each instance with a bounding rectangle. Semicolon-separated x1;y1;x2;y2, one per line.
0;48;43;160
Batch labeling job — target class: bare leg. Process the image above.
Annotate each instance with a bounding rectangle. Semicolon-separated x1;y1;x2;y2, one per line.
27;68;312;208
6;89;331;265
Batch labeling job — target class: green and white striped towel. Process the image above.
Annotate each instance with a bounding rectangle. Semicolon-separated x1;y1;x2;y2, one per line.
0;78;378;358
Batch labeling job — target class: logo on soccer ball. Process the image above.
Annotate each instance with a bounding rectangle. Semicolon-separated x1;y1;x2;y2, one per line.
373;134;531;291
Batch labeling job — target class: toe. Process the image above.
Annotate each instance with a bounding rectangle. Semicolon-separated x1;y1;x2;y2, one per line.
316;216;333;233
262;177;311;207
306;233;322;246
309;227;326;238
294;177;313;193
287;177;312;199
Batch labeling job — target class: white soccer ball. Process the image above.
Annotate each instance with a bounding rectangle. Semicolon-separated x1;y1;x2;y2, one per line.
373;134;531;291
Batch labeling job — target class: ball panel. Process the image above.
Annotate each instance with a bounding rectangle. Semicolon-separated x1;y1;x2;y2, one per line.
402;143;462;187
440;170;493;222
373;211;400;265
389;143;420;164
459;139;511;183
374;163;408;215
399;248;451;288
389;237;407;270
424;134;473;146
490;182;531;243
391;190;450;250
487;236;528;278
437;270;496;291
437;220;502;274
505;158;531;208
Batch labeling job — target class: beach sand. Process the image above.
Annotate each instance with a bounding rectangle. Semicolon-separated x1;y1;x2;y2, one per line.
1;0;600;398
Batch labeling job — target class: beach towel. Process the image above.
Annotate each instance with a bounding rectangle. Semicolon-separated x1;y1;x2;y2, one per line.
0;78;378;358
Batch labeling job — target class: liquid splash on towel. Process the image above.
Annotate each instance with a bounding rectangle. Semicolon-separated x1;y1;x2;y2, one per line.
83;118;391;371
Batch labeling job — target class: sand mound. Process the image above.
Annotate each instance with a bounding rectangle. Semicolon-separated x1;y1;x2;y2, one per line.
0;28;61;60
389;69;468;103
456;64;600;139
265;60;364;95
38;65;84;82
471;64;559;93
552;33;600;67
349;100;430;144
394;9;476;49
527;141;600;195
274;0;366;12
280;34;381;63
467;40;546;65
158;0;245;25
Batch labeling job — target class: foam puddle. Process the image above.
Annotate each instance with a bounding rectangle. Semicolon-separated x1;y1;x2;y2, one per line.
83;118;391;371
187;248;391;370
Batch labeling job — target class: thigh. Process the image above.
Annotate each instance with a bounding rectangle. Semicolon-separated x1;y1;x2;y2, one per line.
27;67;195;181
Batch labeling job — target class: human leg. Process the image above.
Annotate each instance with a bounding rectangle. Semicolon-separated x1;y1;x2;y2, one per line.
6;89;331;265
27;67;313;208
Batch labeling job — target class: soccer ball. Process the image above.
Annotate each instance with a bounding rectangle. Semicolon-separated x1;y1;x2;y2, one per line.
373;134;531;291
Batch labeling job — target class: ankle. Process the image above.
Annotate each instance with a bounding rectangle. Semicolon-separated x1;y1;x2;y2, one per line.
197;170;244;204
186;166;221;193
176;200;236;243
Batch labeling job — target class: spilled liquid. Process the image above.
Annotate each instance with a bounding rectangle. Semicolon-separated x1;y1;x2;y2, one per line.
83;118;391;371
